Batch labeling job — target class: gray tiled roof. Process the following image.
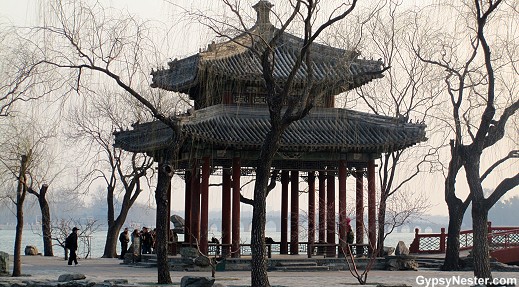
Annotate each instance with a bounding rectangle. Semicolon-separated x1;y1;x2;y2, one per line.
113;105;426;154
150;25;384;94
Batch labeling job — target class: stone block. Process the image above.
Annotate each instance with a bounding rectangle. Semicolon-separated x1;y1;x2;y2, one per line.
180;247;199;259
395;241;409;256
180;276;215;287
386;256;418;271
383;247;395;256
58;273;87;282
193;256;211;267
24;246;39;256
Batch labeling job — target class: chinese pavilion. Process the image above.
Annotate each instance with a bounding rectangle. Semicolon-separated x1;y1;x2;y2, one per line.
114;1;426;258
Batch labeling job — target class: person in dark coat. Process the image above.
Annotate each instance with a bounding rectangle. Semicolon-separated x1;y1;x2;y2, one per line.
141;227;153;254
67;227;79;266
119;227;130;259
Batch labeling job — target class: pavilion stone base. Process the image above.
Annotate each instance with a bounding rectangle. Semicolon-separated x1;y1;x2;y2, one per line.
136;256;386;272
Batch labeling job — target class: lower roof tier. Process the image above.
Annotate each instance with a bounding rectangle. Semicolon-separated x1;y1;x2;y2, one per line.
113;104;426;156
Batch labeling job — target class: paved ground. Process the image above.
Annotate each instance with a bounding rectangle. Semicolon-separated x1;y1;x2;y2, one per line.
1;255;518;286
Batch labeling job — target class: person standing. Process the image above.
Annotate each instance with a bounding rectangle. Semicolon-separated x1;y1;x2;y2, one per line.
66;227;79;266
141;227;152;254
119;227;130;259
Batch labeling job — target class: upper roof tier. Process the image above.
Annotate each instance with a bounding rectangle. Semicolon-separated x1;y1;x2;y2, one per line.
150;1;384;96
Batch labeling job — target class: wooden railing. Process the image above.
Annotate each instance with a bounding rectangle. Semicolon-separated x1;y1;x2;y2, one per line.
409;222;519;254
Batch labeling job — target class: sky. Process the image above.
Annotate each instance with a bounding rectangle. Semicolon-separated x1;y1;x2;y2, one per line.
1;0;518;219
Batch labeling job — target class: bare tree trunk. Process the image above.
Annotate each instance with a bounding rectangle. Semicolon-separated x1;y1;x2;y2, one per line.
465;156;492;281
13;155;28;277
102;185;117;258
37;185;53;256
442;141;467;270
251;130;282;287
155;161;173;284
103;224;120;258
251;168;270;287
442;200;467;270
376;192;387;255
472;201;491;280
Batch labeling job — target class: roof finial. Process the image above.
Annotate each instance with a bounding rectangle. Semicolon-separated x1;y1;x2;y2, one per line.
253;1;274;25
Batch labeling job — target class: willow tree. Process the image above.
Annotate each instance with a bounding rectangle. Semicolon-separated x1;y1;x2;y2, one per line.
341;0;442;255
416;0;519;278
66;91;155;258
26;1;185;283
0;114;57;275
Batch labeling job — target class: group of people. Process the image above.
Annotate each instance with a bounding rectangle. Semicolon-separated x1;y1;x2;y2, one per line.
64;219;355;265
119;226;156;258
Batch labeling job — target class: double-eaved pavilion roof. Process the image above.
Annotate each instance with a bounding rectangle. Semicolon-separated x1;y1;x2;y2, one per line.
114;104;426;155
113;1;427;161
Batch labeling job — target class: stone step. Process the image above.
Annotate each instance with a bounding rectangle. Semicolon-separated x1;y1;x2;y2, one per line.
135;261;157;268
274;265;329;271
277;261;318;267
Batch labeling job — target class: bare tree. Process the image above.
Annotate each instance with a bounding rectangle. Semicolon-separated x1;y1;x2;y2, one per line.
415;0;519;279
51;218;101;260
0;24;65;118
338;0;443;255
25;0;186;283
66;90;155;258
27;184;53;256
0;113;58;276
11;153;29;277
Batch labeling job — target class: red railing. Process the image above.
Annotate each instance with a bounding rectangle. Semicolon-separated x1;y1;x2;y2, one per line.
409;222;519;254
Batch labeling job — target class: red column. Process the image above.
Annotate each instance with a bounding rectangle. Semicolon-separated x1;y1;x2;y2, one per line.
368;160;376;255
190;162;200;245
231;157;241;258
440;227;446;252
318;171;326;246
307;171;316;257
200;157;210;254
222;168;232;257
327;168;336;257
280;171;289;254
355;169;364;255
338;160;347;256
184;170;192;242
290;170;299;255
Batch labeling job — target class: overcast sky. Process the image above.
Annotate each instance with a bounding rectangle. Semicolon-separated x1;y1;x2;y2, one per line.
1;0;518;218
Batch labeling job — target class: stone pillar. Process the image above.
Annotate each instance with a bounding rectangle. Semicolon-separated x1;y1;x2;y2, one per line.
355;169;365;255
222;168;232;257
368;160;376;255
184;170;192;242
190;161;200;245
338;160;347;256
326;168;336;257
231;157;241;258
290;170;299;255
280;170;289;254
200;156;210;254
307;171;316;257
